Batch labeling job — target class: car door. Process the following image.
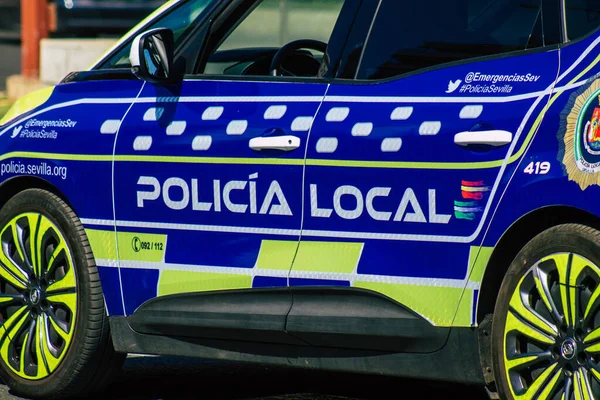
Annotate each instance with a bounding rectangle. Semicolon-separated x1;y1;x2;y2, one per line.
556;0;600;190
113;0;358;316
286;0;561;348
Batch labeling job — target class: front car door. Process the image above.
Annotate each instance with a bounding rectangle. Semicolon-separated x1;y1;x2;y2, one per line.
110;0;360;322
287;0;561;349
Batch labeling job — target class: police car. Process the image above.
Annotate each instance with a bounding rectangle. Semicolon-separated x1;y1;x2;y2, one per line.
0;0;599;398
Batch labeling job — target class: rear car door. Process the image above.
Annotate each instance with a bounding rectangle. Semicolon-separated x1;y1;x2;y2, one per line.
557;0;600;188
286;0;561;350
112;0;359;333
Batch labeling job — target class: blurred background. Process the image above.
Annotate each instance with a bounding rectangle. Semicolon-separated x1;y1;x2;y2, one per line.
0;0;341;112
0;0;172;113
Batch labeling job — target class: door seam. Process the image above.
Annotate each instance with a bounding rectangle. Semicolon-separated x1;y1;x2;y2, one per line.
283;82;331;331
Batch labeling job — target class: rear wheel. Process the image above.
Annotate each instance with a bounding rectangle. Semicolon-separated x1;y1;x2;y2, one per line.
492;224;600;399
0;189;124;398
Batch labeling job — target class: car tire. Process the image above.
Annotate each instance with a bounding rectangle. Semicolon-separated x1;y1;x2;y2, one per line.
492;223;600;399
0;189;124;399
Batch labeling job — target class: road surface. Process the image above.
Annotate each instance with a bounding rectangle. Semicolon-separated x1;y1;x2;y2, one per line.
0;355;488;399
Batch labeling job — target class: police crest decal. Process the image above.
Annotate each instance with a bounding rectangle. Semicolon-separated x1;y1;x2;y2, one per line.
561;79;600;190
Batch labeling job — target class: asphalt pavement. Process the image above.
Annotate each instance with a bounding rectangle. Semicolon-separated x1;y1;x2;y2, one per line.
0;355;488;400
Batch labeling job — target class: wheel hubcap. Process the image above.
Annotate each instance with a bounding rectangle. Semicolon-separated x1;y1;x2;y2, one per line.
29;288;40;306
0;213;77;380
503;252;600;399
561;338;578;360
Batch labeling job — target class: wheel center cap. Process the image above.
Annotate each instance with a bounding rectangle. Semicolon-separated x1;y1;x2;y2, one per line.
29;288;40;306
561;338;577;360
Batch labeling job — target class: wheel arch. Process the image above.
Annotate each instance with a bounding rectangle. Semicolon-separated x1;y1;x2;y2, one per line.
476;205;600;324
0;177;125;396
0;176;77;215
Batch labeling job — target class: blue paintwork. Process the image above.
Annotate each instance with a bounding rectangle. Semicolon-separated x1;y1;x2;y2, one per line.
482;37;600;248
97;266;125;316
120;268;160;315
289;278;350;287
113;80;326;310
253;276;287;288
298;47;559;298
0;2;599;332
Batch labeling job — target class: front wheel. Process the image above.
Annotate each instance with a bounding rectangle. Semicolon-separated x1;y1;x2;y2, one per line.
492;224;600;399
0;189;124;398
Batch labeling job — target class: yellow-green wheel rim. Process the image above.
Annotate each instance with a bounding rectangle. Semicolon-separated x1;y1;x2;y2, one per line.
503;252;600;399
0;212;77;380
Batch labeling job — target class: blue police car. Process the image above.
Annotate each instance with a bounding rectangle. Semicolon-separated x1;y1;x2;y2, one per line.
1;0;599;398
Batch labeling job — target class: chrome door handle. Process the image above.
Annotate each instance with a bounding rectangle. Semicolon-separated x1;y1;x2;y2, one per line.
249;135;300;151
454;130;513;147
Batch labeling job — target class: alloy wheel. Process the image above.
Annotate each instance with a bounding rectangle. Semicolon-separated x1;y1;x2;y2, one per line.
0;212;77;380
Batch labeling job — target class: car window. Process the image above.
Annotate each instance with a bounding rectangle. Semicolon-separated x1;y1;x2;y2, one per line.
357;0;550;81
202;0;345;77
99;0;215;69
218;0;343;51
565;0;600;40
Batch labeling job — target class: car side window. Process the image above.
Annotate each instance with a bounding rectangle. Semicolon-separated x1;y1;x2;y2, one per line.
200;0;346;77
218;0;343;51
356;0;556;81
565;0;600;40
98;0;214;69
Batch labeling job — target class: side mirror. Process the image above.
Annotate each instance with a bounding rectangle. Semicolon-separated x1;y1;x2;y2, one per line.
130;28;176;83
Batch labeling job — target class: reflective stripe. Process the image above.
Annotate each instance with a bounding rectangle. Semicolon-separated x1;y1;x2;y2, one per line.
293;241;363;274
94;243;488;326
354;280;464;326
83;218;301;237
158;271;252;296
96;258;479;290
86;229;117;261
121;232;167;262
255;240;297;271
82;217;484;244
0;86;54;126
467;246;493;284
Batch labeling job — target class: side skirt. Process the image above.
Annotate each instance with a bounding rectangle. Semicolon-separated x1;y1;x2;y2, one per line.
110;316;485;385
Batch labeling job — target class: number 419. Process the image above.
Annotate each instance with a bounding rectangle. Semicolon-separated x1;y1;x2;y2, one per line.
524;161;551;175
